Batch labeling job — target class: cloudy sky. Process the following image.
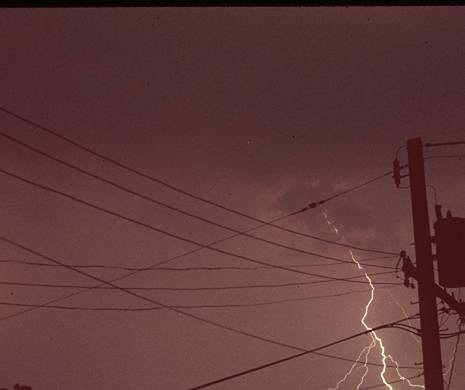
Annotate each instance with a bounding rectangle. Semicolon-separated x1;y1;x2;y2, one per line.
0;7;464;390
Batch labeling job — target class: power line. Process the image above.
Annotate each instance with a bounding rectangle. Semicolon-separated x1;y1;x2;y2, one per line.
0;288;380;311
0;256;397;272
439;329;465;339
0;111;410;382
391;323;422;337
0;291;418;374
0;106;430;386
0;107;397;256
0;225;397;324
0;293;417;371
425;154;465;160
424;141;465;148
0;168;400;284
0;139;410;386
318;171;392;204
0;234;416;374
0;132;398;258
0;297;419;372
314;349;419;371
0;211;325;322
0;270;398;292
187;316;417;390
0;233;319;351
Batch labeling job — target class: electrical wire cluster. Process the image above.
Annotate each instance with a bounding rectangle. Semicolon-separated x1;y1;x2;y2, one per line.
0;106;463;389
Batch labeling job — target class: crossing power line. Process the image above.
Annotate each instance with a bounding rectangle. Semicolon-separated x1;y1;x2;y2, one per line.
0;132;399;262
0;287;383;311
0;131;399;265
0;255;397;272
0;167;400;284
0;210;397;331
187;315;419;390
0;270;398;292
0;107;397;256
0;234;416;374
0;107;420;388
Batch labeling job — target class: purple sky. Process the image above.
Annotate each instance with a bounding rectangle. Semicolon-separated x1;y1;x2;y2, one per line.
0;7;464;390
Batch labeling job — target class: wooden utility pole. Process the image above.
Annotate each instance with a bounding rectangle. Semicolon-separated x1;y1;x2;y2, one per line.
407;137;444;390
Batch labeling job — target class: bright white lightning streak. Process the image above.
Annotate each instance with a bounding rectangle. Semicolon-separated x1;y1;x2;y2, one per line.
356;337;377;389
387;356;425;388
328;342;375;390
323;212;424;389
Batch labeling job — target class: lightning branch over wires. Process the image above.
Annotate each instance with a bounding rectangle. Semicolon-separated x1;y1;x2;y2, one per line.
187;315;420;390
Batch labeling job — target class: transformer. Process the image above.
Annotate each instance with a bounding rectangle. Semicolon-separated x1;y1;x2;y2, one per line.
434;216;465;288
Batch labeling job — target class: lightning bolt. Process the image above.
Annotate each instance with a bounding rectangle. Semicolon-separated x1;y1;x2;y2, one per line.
323;211;424;389
328;341;375;390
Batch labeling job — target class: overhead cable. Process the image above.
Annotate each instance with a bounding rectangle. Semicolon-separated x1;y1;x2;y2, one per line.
0;107;397;256
0;256;396;272
187;316;418;390
0;168;400;284
0;270;398;292
0;234;412;374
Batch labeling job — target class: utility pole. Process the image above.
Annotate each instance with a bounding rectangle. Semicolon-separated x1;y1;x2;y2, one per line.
407;137;444;390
